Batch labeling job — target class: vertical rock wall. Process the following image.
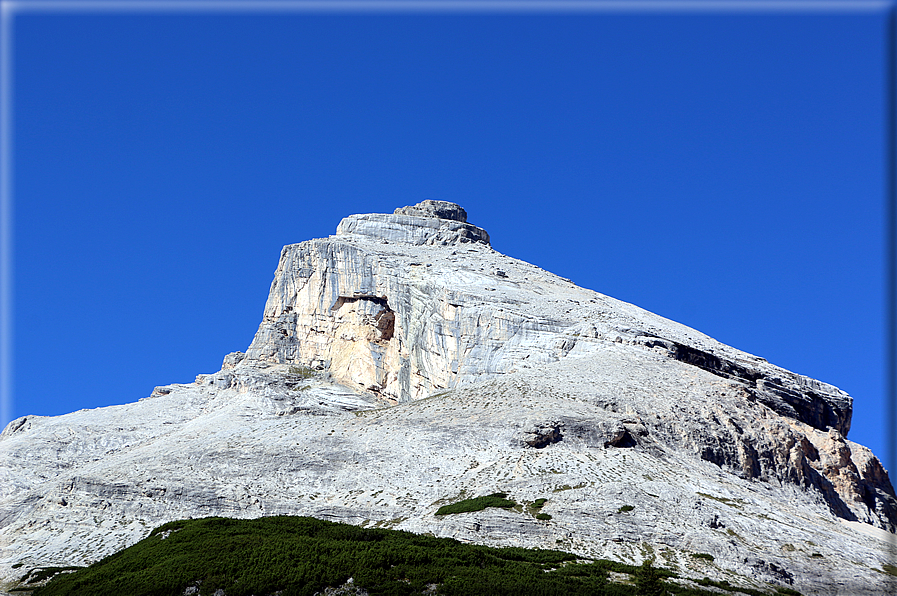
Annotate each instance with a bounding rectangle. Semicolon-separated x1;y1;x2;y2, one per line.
243;237;567;401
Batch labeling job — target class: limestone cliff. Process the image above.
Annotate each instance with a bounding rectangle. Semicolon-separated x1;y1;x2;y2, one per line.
1;201;894;595
246;201;852;434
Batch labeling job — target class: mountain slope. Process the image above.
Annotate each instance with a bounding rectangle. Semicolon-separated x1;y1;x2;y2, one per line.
1;201;894;595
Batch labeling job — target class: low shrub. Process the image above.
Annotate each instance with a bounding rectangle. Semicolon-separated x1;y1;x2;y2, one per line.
435;493;517;516
29;515;776;596
31;516;621;596
694;576;802;596
288;365;316;379
618;505;635;513
19;567;83;586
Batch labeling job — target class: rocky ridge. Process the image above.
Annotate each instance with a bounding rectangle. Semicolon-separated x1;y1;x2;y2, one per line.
1;201;895;595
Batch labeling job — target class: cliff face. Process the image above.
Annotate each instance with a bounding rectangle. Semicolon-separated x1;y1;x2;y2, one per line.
1;201;894;595
246;202;852;433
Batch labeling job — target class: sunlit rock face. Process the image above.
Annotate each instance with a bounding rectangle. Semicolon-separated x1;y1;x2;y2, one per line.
245;200;853;434
1;200;895;596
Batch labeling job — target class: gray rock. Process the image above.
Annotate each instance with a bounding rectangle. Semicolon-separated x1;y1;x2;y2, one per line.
394;199;467;222
336;212;489;246
222;351;246;371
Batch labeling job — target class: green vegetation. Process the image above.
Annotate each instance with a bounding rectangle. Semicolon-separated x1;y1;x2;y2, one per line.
552;482;587;493
434;492;516;516
288;365;316;379
28;516;616;596
689;577;794;596
25;516;801;596
881;563;897;576
16;567;83;589
618;505;635;513
525;497;550;520
11;563;24;569
690;553;714;562
633;560;665;596
696;493;745;508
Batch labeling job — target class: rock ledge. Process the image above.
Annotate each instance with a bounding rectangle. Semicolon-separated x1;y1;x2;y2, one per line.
394;199;467;222
336;200;489;246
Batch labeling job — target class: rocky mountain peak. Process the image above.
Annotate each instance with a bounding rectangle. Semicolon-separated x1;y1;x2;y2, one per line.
2;202;896;595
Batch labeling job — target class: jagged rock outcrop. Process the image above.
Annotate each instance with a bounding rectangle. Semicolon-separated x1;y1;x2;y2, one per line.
1;201;894;595
336;199;489;247
393;199;469;221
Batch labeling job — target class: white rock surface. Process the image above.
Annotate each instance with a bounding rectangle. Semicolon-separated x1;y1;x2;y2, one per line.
1;201;895;595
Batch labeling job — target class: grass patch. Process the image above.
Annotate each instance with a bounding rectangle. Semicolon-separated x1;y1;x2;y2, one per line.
435;493;517;516
881;563;897;576
552;482;587;493
725;528;744;543
526;498;550;519
288;365;316;379
690;553;714;562
696;492;745;508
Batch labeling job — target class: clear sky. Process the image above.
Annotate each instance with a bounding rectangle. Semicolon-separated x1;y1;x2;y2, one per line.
5;3;892;470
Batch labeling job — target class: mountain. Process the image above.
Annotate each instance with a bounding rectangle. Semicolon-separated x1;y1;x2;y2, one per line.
2;201;894;595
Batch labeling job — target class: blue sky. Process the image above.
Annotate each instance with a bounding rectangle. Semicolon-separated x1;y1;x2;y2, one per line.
5;3;892;470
